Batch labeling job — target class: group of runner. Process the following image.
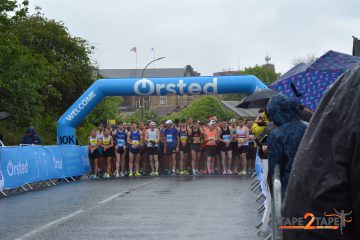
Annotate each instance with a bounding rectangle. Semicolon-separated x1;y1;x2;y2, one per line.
88;117;257;179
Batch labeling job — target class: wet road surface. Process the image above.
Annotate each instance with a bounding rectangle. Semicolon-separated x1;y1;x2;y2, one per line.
0;176;260;240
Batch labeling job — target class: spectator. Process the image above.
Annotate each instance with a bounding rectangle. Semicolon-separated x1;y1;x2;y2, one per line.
266;94;307;197
20;127;42;145
251;109;268;137
283;63;360;239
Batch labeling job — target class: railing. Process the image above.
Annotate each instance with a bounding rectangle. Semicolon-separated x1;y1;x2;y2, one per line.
271;165;283;240
0;144;91;197
251;157;283;240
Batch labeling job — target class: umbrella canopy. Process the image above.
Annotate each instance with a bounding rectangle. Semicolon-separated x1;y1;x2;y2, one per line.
0;112;11;121
270;50;360;110
236;88;278;109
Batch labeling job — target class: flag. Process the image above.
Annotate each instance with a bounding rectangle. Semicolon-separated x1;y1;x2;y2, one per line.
130;47;137;53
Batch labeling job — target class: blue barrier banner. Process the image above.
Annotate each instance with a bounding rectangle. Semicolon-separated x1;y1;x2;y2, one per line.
0;145;90;190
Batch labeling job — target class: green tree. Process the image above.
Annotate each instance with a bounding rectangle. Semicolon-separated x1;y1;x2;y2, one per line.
0;1;122;145
164;96;235;122
221;65;280;101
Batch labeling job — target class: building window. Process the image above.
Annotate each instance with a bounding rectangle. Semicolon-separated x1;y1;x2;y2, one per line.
160;96;166;105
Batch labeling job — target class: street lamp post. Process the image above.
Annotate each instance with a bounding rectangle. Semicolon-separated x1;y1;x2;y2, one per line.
140;57;166;122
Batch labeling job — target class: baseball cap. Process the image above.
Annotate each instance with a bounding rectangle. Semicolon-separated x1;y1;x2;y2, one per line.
229;118;236;123
149;122;156;126
165;120;173;125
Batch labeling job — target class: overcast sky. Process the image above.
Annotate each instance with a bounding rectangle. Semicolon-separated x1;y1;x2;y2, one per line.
29;0;360;76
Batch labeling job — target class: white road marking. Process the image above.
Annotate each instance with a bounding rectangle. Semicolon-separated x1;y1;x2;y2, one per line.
14;178;160;240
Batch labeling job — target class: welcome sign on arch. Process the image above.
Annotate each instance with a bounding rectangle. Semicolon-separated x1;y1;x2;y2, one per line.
57;76;267;145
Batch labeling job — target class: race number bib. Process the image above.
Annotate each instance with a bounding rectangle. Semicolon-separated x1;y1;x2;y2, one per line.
223;135;231;143
90;139;97;147
132;140;140;146
166;134;173;143
147;140;157;147
117;139;125;147
180;136;187;143
208;137;216;145
193;136;200;144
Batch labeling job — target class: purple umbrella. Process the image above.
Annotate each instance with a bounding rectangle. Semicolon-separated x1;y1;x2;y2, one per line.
270;51;360;110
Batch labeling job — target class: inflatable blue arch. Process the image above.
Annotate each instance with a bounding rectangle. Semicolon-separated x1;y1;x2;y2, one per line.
57;76;267;144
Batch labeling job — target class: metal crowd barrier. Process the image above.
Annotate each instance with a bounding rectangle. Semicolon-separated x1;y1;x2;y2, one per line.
0;143;90;197
251;156;283;240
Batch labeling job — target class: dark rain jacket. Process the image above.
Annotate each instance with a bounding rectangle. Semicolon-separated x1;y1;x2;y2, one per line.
266;94;307;196
20;127;42;145
282;63;360;240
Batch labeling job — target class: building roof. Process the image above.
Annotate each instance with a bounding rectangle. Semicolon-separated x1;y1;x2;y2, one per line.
99;65;199;78
221;101;259;118
277;63;310;82
155;106;178;116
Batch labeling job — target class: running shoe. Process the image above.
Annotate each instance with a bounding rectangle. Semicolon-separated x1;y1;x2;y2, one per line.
135;172;141;177
104;173;110;178
171;171;176;176
247;169;252;175
150;172;155;176
222;171;227;175
241;170;247;175
227;170;233;175
113;171;119;178
155;172;159;176
180;171;184;175
90;174;98;179
129;172;133;177
120;172;125;177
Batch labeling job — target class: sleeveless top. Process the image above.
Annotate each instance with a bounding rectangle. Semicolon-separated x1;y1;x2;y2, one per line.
236;127;248;146
179;128;189;145
190;127;201;144
96;131;104;141
146;129;158;147
89;136;98;147
130;130;141;148
248;129;255;145
205;129;217;146
115;129;127;147
102;135;112;146
220;127;231;143
164;128;178;148
229;126;238;143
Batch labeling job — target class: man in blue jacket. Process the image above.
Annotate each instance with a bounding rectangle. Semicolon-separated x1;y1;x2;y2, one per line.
266;94;307;197
20;127;42;145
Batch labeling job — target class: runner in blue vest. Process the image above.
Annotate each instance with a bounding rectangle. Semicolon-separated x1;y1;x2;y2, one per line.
127;122;142;177
114;122;127;177
164;120;179;175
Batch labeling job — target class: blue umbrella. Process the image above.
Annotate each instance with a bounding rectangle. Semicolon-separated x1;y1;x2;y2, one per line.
270;51;360;110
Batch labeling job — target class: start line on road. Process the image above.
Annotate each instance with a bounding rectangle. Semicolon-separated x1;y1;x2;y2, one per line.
2;176;259;240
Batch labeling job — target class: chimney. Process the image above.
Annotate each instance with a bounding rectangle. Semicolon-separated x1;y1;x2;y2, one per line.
353;36;360;57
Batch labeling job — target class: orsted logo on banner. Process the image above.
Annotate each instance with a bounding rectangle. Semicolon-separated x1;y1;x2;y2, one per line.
134;78;218;96
7;159;29;177
0;170;4;190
